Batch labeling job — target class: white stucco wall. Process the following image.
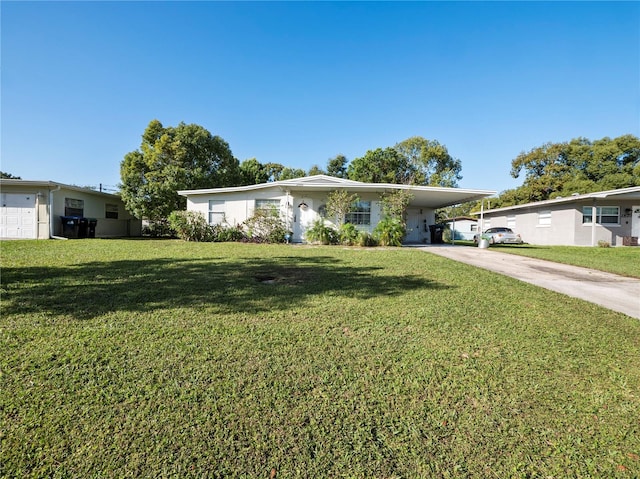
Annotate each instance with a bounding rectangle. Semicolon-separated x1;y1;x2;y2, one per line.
184;189;432;243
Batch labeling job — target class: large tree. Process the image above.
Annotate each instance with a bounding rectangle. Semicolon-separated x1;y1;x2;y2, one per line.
120;120;241;222
347;137;462;186
348;147;417;184
394;136;462;187
239;158;269;186
326;154;348;178
510;134;640;203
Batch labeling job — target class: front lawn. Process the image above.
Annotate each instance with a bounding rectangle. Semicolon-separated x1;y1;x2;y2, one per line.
2;240;639;478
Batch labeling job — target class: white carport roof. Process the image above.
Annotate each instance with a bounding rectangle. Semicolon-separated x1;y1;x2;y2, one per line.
178;175;496;209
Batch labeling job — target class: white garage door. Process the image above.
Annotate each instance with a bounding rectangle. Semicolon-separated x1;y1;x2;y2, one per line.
1;193;37;239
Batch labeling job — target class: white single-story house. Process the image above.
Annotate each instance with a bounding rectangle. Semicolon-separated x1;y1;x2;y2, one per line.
475;186;640;246
444;216;478;241
0;179;142;240
178;175;495;243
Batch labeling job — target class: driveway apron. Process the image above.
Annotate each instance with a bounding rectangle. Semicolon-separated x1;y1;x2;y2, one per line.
411;245;640;320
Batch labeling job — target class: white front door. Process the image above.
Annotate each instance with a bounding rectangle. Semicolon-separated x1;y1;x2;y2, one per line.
1;193;37;239
404;209;424;243
632;205;640;238
293;199;314;242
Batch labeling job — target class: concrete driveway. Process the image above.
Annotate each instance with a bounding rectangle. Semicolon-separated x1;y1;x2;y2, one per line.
410;245;640;319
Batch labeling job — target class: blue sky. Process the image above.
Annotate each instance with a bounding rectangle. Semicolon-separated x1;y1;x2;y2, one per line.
2;1;638;193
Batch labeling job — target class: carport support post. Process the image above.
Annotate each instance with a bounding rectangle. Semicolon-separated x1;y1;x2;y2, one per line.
591;203;597;247
451;217;455;245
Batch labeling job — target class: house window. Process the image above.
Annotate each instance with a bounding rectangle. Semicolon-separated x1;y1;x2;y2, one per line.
507;215;516;228
209;200;225;224
582;206;619;225
470;224;477;232
538;210;551;226
105;203;119;219
64;198;84;217
345;201;371;226
255;199;280;211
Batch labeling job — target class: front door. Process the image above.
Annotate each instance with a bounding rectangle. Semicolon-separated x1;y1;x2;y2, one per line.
404;209;424;243
632;205;640;238
293;198;314;242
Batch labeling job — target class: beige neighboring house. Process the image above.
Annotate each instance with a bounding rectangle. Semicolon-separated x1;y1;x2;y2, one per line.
0;179;141;240
178;175;495;244
475;186;640;246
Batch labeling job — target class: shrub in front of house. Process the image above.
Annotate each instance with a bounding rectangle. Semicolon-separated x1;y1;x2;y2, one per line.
338;223;360;246
244;206;288;243
215;224;247;243
168;211;213;242
305;218;338;245
373;217;406;247
357;231;378;247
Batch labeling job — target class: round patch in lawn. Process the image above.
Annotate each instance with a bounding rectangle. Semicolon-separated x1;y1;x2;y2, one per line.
255;275;277;284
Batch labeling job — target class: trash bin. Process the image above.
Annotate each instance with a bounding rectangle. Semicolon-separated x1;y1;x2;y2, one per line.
87;219;98;238
429;224;444;244
60;216;81;238
77;218;89;238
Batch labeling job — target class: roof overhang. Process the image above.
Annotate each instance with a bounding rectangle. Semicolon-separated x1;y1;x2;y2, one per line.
0;179;121;198
178;175;495;209
472;186;640;215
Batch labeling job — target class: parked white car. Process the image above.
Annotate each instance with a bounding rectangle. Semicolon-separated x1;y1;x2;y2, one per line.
473;227;523;245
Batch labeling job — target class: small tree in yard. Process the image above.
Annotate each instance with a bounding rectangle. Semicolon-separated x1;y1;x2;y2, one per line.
326;190;359;227
379;190;413;226
373;190;414;246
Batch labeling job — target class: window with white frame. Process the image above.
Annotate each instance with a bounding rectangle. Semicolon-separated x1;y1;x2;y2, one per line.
208;200;225;224
255;199;280;211
582;206;619;224
507;215;516;228
470;224;477;232
538;210;551;226
345;201;371;226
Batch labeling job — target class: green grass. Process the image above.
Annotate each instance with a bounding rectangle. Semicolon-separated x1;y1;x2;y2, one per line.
2;239;639;478
474;244;640;278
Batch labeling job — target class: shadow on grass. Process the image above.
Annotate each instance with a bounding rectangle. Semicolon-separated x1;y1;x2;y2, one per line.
1;255;450;319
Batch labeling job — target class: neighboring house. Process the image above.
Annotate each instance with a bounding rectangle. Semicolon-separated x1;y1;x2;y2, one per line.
475;186;640;246
444;216;478;241
0;180;142;240
178;175;495;243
